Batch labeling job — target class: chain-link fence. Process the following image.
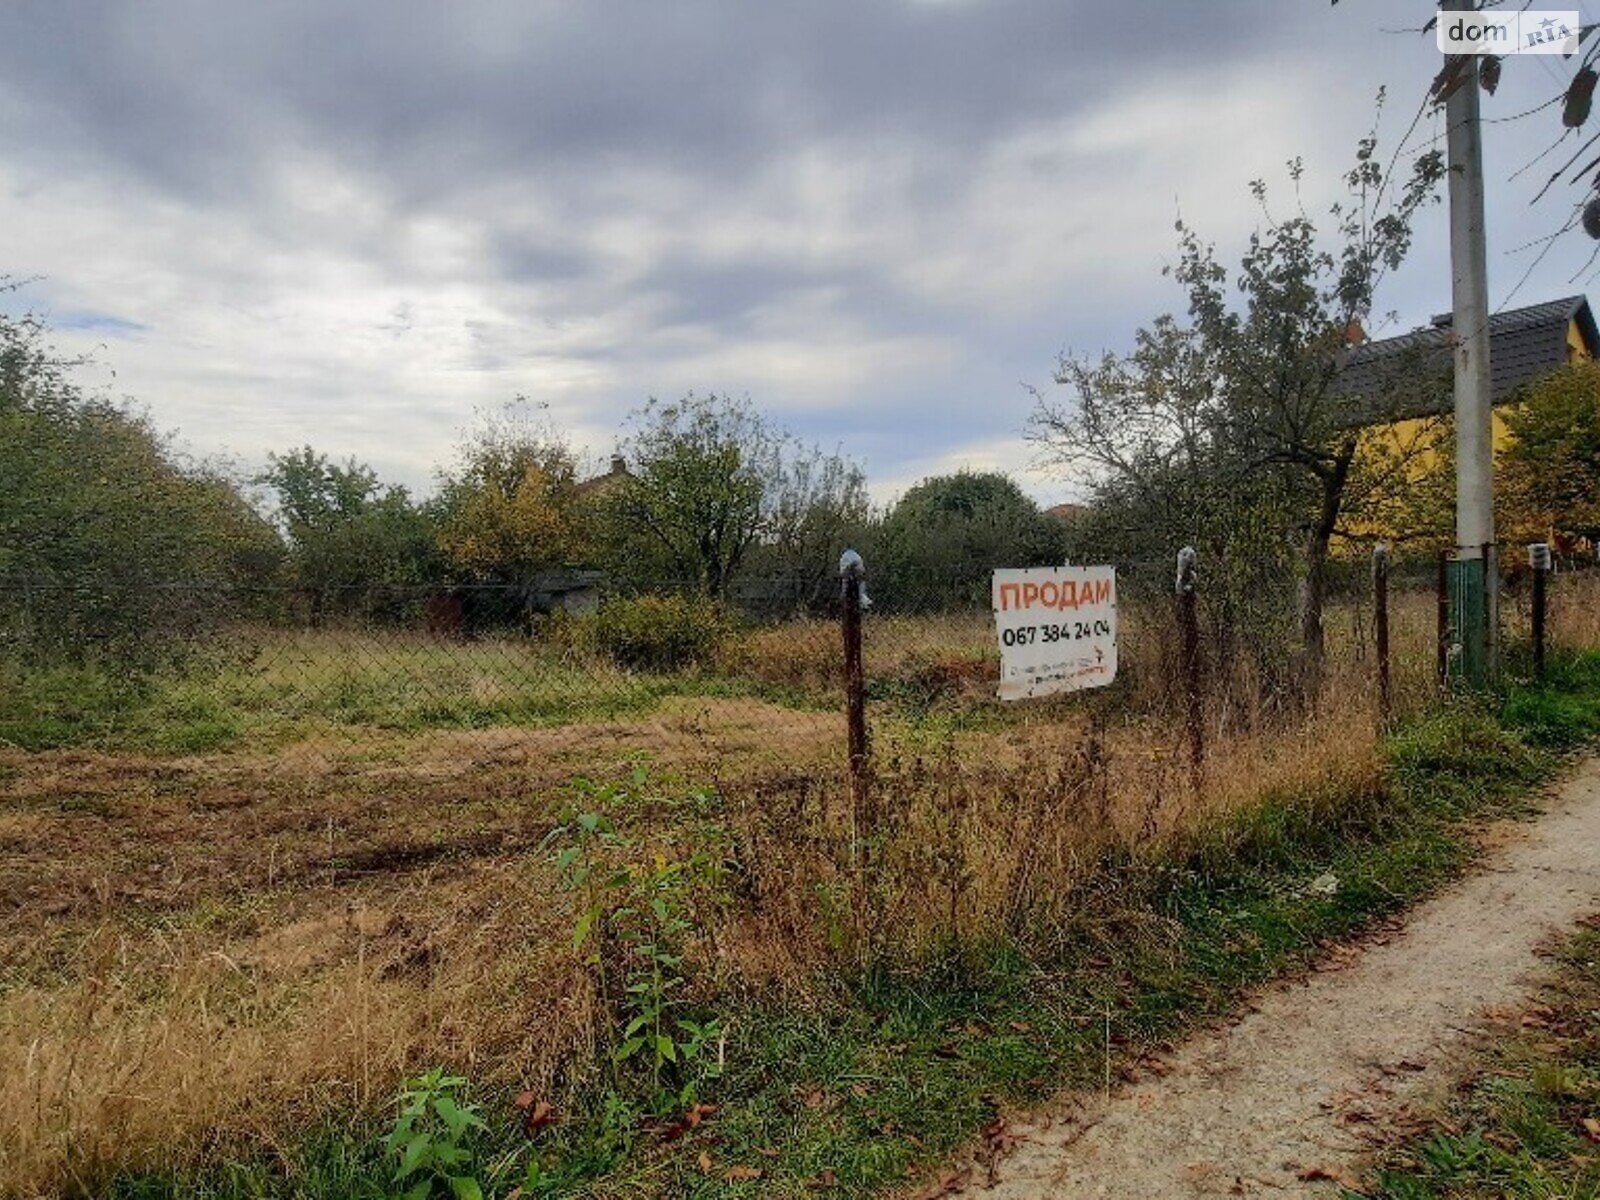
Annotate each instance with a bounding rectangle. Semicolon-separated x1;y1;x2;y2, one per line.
3;542;1597;1189
1;548;1592;805
0;547;1574;800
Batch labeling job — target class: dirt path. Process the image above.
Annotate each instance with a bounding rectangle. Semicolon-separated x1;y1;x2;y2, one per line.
949;757;1600;1199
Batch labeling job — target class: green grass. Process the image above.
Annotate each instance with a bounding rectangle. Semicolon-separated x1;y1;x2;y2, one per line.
0;626;1083;756
99;653;1600;1199
1365;923;1600;1199
0;631;771;753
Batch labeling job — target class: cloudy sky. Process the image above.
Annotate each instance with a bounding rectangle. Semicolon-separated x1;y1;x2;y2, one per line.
1;1;1593;507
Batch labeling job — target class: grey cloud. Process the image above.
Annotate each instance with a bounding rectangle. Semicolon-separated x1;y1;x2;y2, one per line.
0;0;1587;507
489;235;595;285
0;0;1295;206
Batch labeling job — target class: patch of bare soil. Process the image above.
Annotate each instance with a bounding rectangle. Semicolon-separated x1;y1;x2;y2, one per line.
944;757;1600;1199
0;699;841;969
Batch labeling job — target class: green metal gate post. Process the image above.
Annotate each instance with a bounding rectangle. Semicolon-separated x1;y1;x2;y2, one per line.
1446;546;1498;687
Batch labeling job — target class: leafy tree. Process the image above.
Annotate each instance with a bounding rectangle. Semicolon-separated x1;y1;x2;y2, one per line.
1032;119;1444;689
434;405;585;588
1;289;284;664
602;393;867;601
739;439;871;609
259;446;384;535
872;471;1067;610
259;446;439;619
1500;361;1600;547
1034;318;1298;677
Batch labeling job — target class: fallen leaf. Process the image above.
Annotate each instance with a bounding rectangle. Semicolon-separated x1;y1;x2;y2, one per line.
659;1102;719;1142
909;1167;972;1199
724;1165;764;1183
1307;872;1339;897
1298;1165;1364;1190
813;1168;838;1188
698;1151;714;1175
982;1116;1019;1155
1582;1116;1600;1143
513;1092;558;1137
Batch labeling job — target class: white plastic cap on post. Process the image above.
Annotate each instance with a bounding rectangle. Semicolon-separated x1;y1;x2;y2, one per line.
839;548;870;607
1529;543;1552;571
1373;542;1389;573
1176;546;1197;594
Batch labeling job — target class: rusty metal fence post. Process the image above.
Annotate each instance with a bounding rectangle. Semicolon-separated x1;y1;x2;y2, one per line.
839;549;869;840
1530;542;1551;680
1176;547;1202;784
1373;543;1391;722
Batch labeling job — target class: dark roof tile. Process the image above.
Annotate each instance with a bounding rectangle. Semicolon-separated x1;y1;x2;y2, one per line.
1334;294;1596;422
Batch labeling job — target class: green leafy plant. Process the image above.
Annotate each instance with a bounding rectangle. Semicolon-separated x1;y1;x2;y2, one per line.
382;1068;487;1200
549;780;728;1113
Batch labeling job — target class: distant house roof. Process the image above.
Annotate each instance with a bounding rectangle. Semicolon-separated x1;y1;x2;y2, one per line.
1335;294;1598;422
575;454;633;497
1045;502;1090;523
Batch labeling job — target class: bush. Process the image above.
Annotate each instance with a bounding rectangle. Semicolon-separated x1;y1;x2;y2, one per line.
2;303;286;669
583;594;726;671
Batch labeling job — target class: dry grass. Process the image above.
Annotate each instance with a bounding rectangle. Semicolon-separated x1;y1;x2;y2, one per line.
0;688;1388;1196
3;576;1596;1195
719;681;1386;978
716;610;995;698
1550;570;1600;652
0;863;597;1195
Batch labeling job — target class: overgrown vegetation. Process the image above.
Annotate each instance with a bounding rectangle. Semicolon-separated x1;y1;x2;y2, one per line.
382;1070;489;1200
61;653;1600;1200
577;595;729;673
2;109;1596;1196
0;285;284;666
1501;359;1600;551
550;781;730;1112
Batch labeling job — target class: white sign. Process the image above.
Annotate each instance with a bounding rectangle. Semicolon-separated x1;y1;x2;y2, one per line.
992;566;1118;701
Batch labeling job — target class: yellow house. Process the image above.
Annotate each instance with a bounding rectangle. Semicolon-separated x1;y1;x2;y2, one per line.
1336;294;1598;544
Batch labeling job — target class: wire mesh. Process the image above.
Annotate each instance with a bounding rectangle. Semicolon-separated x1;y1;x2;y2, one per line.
2;550;1594;807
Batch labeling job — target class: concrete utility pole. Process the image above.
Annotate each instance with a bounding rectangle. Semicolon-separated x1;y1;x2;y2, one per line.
1443;3;1498;684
